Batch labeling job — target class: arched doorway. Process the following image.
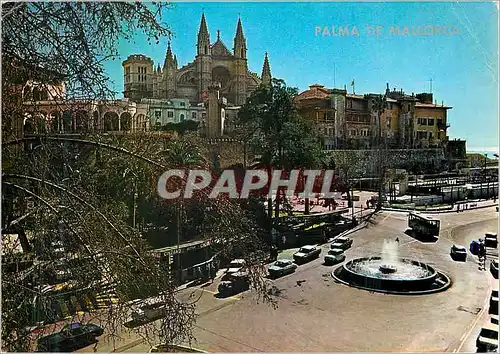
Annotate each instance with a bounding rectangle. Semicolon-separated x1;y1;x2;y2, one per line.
23;86;32;101
103;112;119;131
34;112;47;134
33;87;41;102
93;111;100;132
134;114;147;132
62;111;72;133
49;112;61;133
23;115;35;134
74;110;89;133
120;112;132;131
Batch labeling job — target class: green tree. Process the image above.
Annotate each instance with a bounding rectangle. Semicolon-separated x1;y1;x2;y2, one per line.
238;78;325;220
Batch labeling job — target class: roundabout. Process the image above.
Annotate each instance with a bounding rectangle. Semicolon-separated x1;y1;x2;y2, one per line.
332;256;452;295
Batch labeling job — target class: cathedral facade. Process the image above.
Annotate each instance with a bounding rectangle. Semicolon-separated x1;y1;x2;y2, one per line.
122;13;272;106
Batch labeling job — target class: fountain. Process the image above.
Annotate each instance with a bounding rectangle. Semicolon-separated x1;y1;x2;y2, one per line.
332;240;451;295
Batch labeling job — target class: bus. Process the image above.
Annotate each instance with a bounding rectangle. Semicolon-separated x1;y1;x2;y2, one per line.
408;212;440;238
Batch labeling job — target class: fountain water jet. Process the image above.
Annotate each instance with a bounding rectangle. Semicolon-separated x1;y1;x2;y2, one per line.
332;239;451;295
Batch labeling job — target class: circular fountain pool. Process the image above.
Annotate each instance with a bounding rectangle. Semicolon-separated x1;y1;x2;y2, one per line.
332;241;452;295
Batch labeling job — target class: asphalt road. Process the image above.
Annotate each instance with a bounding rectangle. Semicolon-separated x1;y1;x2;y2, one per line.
82;206;498;352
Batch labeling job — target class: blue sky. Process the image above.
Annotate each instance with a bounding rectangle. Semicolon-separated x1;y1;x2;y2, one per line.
104;2;499;154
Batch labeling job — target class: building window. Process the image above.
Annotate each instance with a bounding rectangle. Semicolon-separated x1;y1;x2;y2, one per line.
167;111;173;118
180;114;185;121
192;112;197;119
155;111;161;119
437;118;443;126
180;102;186;107
202;113;206;119
428;118;434;126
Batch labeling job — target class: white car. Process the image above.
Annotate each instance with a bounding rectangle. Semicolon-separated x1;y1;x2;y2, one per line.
324;248;346;265
293;245;321;264
450;244;467;261
130;297;167;323
268;259;297;278
476;323;499;352
331;236;353;250
222;259;246;280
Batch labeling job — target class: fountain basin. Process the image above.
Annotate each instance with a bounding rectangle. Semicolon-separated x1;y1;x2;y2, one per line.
332;257;451;295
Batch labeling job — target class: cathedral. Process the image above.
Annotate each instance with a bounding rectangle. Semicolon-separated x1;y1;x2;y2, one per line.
122;13;272;106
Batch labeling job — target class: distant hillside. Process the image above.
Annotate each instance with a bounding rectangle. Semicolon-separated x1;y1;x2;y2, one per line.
466;153;497;167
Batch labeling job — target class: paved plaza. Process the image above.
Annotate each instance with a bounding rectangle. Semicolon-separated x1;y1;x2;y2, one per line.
79;206;498;352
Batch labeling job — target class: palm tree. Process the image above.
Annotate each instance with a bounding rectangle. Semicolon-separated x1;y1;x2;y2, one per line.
370;94;388;209
161;137;206;280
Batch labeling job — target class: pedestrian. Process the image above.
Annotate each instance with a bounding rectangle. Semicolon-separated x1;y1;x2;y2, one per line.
479;240;486;270
395;237;399;244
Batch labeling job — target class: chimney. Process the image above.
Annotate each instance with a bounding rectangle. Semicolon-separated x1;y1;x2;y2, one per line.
441;100;444;106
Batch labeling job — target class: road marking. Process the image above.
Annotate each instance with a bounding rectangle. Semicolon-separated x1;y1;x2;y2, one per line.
188;287;242;301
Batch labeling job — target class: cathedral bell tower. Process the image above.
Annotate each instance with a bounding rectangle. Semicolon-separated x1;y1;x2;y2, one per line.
233;17;248;106
163;41;178;99
196;13;212;102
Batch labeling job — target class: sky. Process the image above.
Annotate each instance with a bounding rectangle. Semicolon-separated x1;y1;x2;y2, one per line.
103;2;499;155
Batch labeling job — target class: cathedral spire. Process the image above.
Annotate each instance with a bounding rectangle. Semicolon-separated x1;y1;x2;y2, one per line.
163;41;175;69
261;52;272;86
197;12;211;56
198;12;209;37
233;16;247;59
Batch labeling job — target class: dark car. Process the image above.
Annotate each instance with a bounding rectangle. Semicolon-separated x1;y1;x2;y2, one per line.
293;245;321;264
450;244;467;261
489;290;499;316
485;232;498;248
218;272;250;296
491;259;499;279
37;323;103;352
268;259;297;278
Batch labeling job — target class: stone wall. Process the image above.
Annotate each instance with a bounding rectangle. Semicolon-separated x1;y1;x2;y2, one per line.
204;138;252;168
327;148;445;176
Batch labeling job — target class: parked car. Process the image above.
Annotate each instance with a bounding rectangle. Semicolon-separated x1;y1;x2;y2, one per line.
293;245;321;264
450;244;467;261
218;272;250;296
489;290;498;316
222;259;246;280
330;236;353;250
130;297;168;323
268;259;297;278
476;323;499;352
37;323;103;352
324;248;346;265
491;259;499;279
485;232;498;248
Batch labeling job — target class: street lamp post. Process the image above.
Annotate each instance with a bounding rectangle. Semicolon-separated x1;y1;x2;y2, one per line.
483;153;487;199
